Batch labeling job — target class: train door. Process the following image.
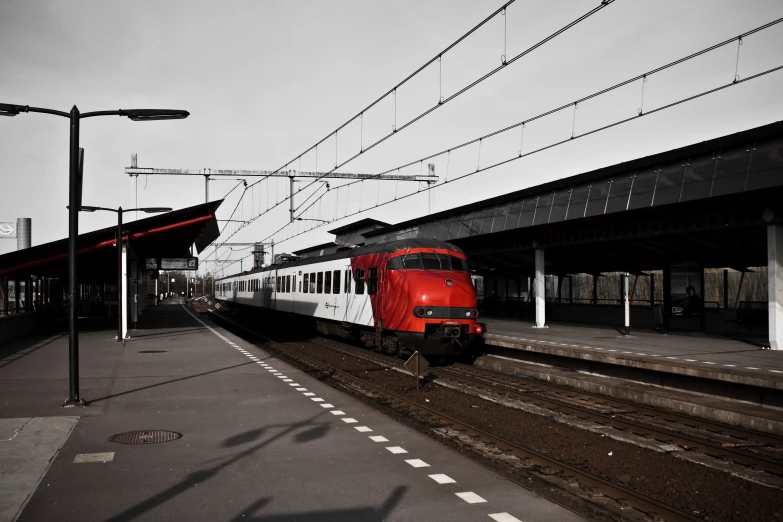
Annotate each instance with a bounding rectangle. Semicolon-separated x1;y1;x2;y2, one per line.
343;265;352;322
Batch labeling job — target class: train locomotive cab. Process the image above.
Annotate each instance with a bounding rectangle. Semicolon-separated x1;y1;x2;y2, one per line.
381;248;484;357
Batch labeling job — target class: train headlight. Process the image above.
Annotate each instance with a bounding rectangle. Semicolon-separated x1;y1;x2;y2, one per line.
426;309;433;316
445;279;453;287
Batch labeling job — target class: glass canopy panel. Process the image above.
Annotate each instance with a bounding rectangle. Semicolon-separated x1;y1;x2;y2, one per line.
584;181;611;217
470;210;488;236
518;198;537;228
505;200;523;230
549;191;571;223
627;169;658;210
565;184;589;220
680;157;715;202
489;204;510;233
532;194;553;226
746;139;783;191
711;148;749;197
652;163;685;206
456;213;475;239
605;175;633;214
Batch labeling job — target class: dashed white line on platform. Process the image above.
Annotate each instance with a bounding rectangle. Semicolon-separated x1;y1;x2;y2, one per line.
355;426;373;433
283;379;293;382
331;410;345;415
607;349;617;352
685;359;697;362
277;375;287;378
320;404;334;408
386;446;408;454
405;459;430;468
296;388;307;391
622;351;632;354
770;370;783;373
312;398;324;402
746;367;760;370
488;513;523;522
369;435;387;441
636;353;647;356
290;383;301;386
303;392;315;396
455;492;487;504
723;364;737;367
704;362;716;365
342;418;358;423
429;474;456;484
665;357;678;360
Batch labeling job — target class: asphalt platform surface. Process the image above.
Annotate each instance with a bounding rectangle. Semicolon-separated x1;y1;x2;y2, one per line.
0;300;584;522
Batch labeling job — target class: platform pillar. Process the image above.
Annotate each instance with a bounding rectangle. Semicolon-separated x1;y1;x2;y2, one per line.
622;273;630;336
120;244;129;340
534;249;546;328
768;223;783;350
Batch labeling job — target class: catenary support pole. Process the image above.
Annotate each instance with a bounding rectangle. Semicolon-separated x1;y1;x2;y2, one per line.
768;223;783;350
534;249;546;328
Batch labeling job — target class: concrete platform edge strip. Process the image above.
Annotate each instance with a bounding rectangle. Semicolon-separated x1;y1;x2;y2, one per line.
486;335;783;391
473;356;783;436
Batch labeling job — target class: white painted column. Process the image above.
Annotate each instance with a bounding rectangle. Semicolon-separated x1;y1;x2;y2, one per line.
534;248;546;328
623;272;630;336
769;223;783;350
120;244;128;340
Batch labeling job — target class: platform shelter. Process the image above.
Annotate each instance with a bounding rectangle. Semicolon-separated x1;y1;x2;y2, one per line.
361;122;783;350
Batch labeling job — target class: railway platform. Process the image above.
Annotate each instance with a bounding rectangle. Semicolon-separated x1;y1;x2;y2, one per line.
481;317;783;434
0;299;583;522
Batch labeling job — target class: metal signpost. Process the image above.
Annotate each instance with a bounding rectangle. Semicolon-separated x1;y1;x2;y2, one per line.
403;351;430;390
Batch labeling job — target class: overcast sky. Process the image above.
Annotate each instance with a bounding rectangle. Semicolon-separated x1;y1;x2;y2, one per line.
2;0;782;275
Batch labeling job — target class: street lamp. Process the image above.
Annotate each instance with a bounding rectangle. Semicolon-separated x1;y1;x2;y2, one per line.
1;102;188;406
79;206;171;344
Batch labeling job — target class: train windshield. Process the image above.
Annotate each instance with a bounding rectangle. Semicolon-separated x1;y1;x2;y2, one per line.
387;253;468;271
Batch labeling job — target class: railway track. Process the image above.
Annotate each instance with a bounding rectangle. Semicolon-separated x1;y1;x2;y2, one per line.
313;335;783;480
204;308;713;522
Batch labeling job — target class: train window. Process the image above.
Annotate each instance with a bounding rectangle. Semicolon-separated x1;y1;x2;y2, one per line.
368;267;378;295
387;256;402;270
293;276;296;293
276;276;280;292
344;269;349;292
299;281;302;292
333;270;340;294
402;254;423;269
286;275;291;293
317;272;323;294
355;268;365;295
303;274;309;293
420;253;445;270
324;271;331;294
310;273;316;293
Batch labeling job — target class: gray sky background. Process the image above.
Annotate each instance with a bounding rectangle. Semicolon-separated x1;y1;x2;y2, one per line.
2;0;782;276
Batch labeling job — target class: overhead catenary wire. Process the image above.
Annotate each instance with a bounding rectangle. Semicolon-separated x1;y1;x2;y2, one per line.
293;14;783;217
205;0;617;257
261;62;783;250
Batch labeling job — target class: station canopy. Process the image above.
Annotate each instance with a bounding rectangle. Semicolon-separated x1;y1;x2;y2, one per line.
363;121;783;274
0;201;222;282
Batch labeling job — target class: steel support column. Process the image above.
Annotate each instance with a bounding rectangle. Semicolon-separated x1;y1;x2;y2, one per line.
534;249;546;328
120;244;129;341
768;223;783;350
66;106;81;404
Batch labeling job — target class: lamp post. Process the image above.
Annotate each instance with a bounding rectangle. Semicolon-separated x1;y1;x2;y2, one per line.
79;206;171;343
1;103;188;406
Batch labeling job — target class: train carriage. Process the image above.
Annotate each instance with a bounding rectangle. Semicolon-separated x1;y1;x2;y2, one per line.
215;239;484;357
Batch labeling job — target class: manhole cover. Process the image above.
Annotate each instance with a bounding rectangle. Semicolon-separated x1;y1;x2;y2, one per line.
138;350;167;353
109;430;182;444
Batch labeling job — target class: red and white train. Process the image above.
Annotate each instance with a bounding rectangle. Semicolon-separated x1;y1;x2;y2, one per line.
215;239;484;358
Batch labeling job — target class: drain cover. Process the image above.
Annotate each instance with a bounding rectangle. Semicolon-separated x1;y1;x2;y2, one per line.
138;350;167;353
109;430;182;444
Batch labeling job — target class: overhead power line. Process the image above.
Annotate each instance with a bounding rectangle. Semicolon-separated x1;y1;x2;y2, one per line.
211;0;618;252
291;16;783;220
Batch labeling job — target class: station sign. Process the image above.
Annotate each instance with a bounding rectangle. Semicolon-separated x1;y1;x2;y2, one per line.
161;257;198;270
145;258;159;270
0;222;16;239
